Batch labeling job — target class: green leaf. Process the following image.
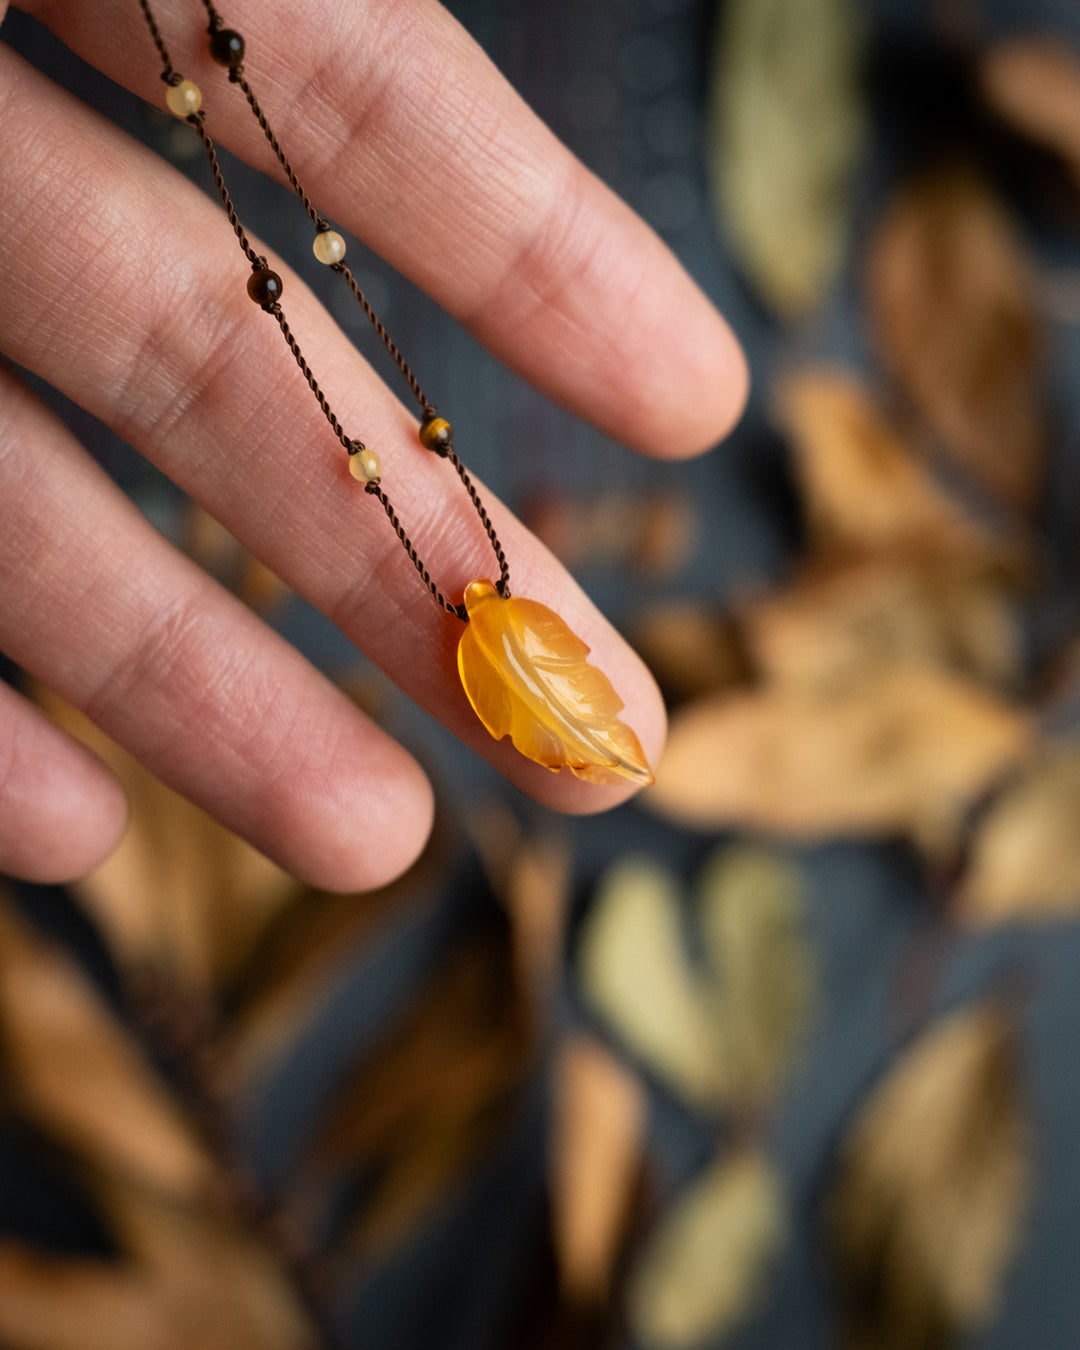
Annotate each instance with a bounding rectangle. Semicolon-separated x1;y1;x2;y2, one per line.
700;845;816;1108
578;858;723;1107
629;1147;787;1348
706;0;867;318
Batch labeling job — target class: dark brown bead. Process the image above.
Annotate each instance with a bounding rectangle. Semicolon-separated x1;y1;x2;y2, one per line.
419;415;453;453
247;267;283;306
209;28;245;66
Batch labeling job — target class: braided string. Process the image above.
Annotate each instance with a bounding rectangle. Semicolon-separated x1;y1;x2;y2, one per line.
136;0;512;617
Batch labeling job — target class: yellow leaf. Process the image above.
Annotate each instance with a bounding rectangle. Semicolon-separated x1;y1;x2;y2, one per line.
867;164;1046;515
550;1035;647;1306
700;846;816;1108
707;0;867;317
827;1002;1030;1350
458;579;653;786
649;670;1034;852
957;745;1080;923
629;1147;787;1348
578;857;723;1107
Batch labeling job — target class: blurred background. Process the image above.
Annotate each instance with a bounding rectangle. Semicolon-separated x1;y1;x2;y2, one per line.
3;0;1080;1346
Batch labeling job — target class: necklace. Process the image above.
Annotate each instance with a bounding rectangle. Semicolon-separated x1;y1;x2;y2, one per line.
136;0;653;787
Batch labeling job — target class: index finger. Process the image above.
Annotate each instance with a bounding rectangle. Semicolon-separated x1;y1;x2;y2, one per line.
18;0;748;457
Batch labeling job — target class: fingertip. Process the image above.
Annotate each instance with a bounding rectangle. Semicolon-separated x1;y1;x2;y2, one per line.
0;686;129;885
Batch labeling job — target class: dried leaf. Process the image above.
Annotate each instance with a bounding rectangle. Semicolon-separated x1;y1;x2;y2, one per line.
522;491;697;579
629;1147;786;1348
458;579;653;785
827;1002;1030;1350
649;669;1034;851
630;603;751;704
550;1035;647;1305
223;823;454;1097
957;745;1080;924
303;930;530;1267
0;901;211;1198
742;556;1022;692
32;685;300;992
699;846;815;1108
867;164;1046;514
774;370;1025;565
981;39;1080;192
0;1176;314;1350
578;857;723;1107
707;0;867;317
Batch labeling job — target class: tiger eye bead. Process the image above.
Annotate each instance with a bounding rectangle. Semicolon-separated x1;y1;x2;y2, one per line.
165;79;202;117
312;230;347;265
348;447;382;482
247;267;283;306
419;415;453;452
209;28;245;66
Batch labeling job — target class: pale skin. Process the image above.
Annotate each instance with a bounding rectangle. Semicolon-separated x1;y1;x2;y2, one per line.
0;0;748;889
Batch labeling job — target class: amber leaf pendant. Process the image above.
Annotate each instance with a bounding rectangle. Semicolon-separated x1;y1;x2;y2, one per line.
457;579;654;787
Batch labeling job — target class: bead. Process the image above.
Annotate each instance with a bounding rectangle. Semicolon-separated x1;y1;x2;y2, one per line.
348;447;382;482
419;415;453;452
165;80;202;117
312;230;347;265
246;267;283;306
209;28;245;66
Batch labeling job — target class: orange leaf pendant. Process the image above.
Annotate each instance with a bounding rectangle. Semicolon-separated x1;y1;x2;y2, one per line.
457;579;654;786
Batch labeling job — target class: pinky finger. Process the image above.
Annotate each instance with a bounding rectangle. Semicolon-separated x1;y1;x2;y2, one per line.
0;677;128;884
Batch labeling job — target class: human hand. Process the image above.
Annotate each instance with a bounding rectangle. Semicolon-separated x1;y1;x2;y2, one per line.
0;0;747;889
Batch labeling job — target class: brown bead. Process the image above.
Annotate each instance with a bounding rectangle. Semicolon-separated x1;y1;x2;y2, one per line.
209;28;245;66
247;267;283;307
419;415;453;452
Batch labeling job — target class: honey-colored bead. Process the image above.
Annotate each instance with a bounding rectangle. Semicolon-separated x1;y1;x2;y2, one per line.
312;230;346;265
348;447;382;482
418;416;453;452
165;80;202;117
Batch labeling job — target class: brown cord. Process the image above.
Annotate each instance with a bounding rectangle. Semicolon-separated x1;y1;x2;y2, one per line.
136;0;511;617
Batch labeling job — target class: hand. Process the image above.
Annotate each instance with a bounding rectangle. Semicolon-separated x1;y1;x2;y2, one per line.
0;0;747;889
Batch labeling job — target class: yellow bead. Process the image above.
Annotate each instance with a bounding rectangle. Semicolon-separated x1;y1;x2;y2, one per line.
418;416;453;452
348;447;381;482
165;80;202;117
313;230;347;265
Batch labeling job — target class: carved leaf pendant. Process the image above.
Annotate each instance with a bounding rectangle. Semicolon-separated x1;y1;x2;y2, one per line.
457;579;654;787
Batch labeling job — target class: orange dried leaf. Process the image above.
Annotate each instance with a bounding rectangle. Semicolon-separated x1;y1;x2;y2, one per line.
827;1002;1030;1350
775;370;1023;563
550;1035;647;1306
957;745;1080;924
0;901;211;1198
0;1174;315;1350
32;685;300;991
649;670;1034;849
458;579;653;785
981;39;1080;192
742;556;1022;692
867;164;1046;514
631;603;751;704
303;932;530;1268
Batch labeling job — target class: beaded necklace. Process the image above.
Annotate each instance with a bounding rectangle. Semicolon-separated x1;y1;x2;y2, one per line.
137;0;653;786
